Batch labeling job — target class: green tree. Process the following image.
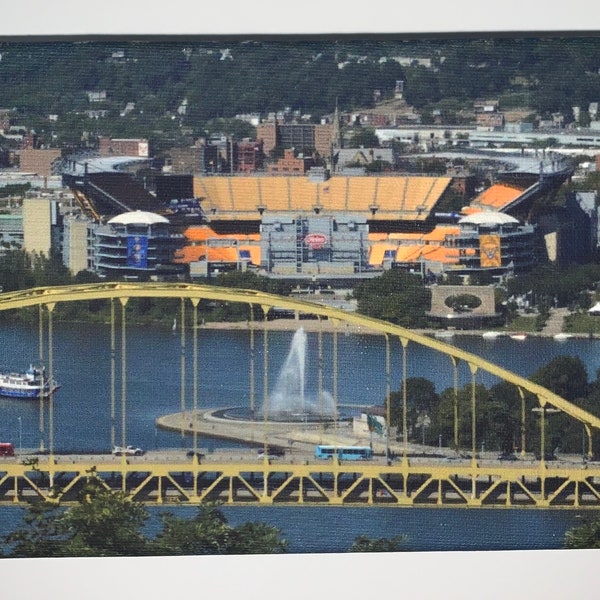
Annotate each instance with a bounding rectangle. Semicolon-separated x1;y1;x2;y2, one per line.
432;383;490;451
364;159;393;173
353;270;431;327
4;501;67;557
0;249;35;291
229;521;288;554
485;381;522;452
204;118;257;140
152;504;287;555
565;518;600;549
528;356;590;454
152;505;232;555
403;66;441;108
5;484;150;557
59;487;150;556
530;355;588;402
348;127;379;148
349;535;407;552
5;493;287;558
389;377;439;439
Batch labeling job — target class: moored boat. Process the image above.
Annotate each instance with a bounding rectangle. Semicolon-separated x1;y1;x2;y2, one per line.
0;365;59;399
434;330;455;339
553;333;572;341
509;333;527;341
482;331;505;339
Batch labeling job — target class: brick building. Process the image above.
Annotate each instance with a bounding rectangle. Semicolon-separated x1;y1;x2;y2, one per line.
98;137;149;157
476;112;505;129
166;140;264;175
255;122;277;155
19;148;62;177
164;147;204;175
21;132;38;150
268;148;314;175
0;109;11;132
236;140;264;173
256;122;335;158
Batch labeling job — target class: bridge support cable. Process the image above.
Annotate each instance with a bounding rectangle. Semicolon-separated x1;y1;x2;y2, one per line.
38;304;45;452
119;297;129;477
249;304;256;441
451;356;459;452
469;363;478;471
46;303;55;460
539;398;547;468
191;298;199;454
385;334;391;463
261;305;270;469
332;320;339;441
585;424;593;460
518;387;526;456
110;299;116;449
400;337;408;466
318;317;323;443
180;297;186;440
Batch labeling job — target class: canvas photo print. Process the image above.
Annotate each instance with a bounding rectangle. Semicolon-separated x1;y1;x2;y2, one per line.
0;33;599;559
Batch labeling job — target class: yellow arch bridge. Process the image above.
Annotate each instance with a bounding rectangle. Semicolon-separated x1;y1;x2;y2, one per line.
0;282;599;509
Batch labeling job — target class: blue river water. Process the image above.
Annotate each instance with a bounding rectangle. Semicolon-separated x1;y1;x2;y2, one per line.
0;321;597;553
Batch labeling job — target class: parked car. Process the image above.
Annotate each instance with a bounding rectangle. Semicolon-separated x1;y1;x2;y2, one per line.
186;450;206;460
112;445;144;456
257;445;285;459
497;452;518;461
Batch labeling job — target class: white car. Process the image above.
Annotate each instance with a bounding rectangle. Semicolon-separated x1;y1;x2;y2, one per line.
112;445;144;456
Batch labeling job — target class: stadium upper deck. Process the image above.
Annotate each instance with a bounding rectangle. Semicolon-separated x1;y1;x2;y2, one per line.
193;175;452;222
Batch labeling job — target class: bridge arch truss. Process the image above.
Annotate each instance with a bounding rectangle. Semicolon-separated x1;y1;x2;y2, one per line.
0;281;599;508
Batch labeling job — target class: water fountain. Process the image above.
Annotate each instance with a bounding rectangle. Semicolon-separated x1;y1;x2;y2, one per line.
263;327;336;422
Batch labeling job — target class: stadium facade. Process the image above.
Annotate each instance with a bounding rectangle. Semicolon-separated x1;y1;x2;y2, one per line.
58;154;575;283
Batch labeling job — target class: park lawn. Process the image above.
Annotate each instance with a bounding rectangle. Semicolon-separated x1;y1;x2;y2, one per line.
564;313;600;334
505;315;539;333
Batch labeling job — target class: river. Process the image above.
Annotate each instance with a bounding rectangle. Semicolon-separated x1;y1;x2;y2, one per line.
0;321;597;553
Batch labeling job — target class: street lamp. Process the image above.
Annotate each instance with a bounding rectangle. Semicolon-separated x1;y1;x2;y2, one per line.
17;417;22;455
416;412;430;452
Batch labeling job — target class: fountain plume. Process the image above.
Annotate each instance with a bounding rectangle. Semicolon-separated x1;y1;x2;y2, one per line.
263;328;335;420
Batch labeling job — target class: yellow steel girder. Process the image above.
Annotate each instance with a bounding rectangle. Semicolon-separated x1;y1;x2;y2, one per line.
0;459;597;508
0;282;598;432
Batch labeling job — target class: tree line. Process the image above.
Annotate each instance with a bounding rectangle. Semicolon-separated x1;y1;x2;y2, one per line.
2;37;600;149
353;265;600;329
2;250;600;328
386;354;600;457
2;480;405;557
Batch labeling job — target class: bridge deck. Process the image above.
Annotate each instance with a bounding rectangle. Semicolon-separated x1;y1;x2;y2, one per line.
3;452;600;508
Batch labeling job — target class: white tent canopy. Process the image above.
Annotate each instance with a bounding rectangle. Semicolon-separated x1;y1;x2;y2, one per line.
588;302;600;314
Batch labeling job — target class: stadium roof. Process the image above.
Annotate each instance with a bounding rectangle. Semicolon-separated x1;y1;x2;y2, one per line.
459;212;519;225
108;210;169;225
65;156;150;176
469;183;525;211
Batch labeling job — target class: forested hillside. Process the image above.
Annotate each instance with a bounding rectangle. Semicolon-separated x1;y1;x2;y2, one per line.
1;36;599;144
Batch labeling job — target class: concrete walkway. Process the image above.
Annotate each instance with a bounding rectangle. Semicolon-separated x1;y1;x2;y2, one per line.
540;307;569;336
156;409;430;457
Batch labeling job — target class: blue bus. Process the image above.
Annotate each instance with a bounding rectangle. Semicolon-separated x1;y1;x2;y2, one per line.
314;445;373;461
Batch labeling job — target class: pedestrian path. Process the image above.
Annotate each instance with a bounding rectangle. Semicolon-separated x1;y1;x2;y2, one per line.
541;307;569;336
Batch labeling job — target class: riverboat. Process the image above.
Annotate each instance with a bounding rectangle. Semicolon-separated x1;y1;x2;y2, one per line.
482;331;505;339
434;330;455;339
0;365;59;399
509;333;528;341
553;333;573;341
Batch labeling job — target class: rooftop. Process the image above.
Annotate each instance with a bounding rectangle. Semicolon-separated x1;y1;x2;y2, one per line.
108;210;170;226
